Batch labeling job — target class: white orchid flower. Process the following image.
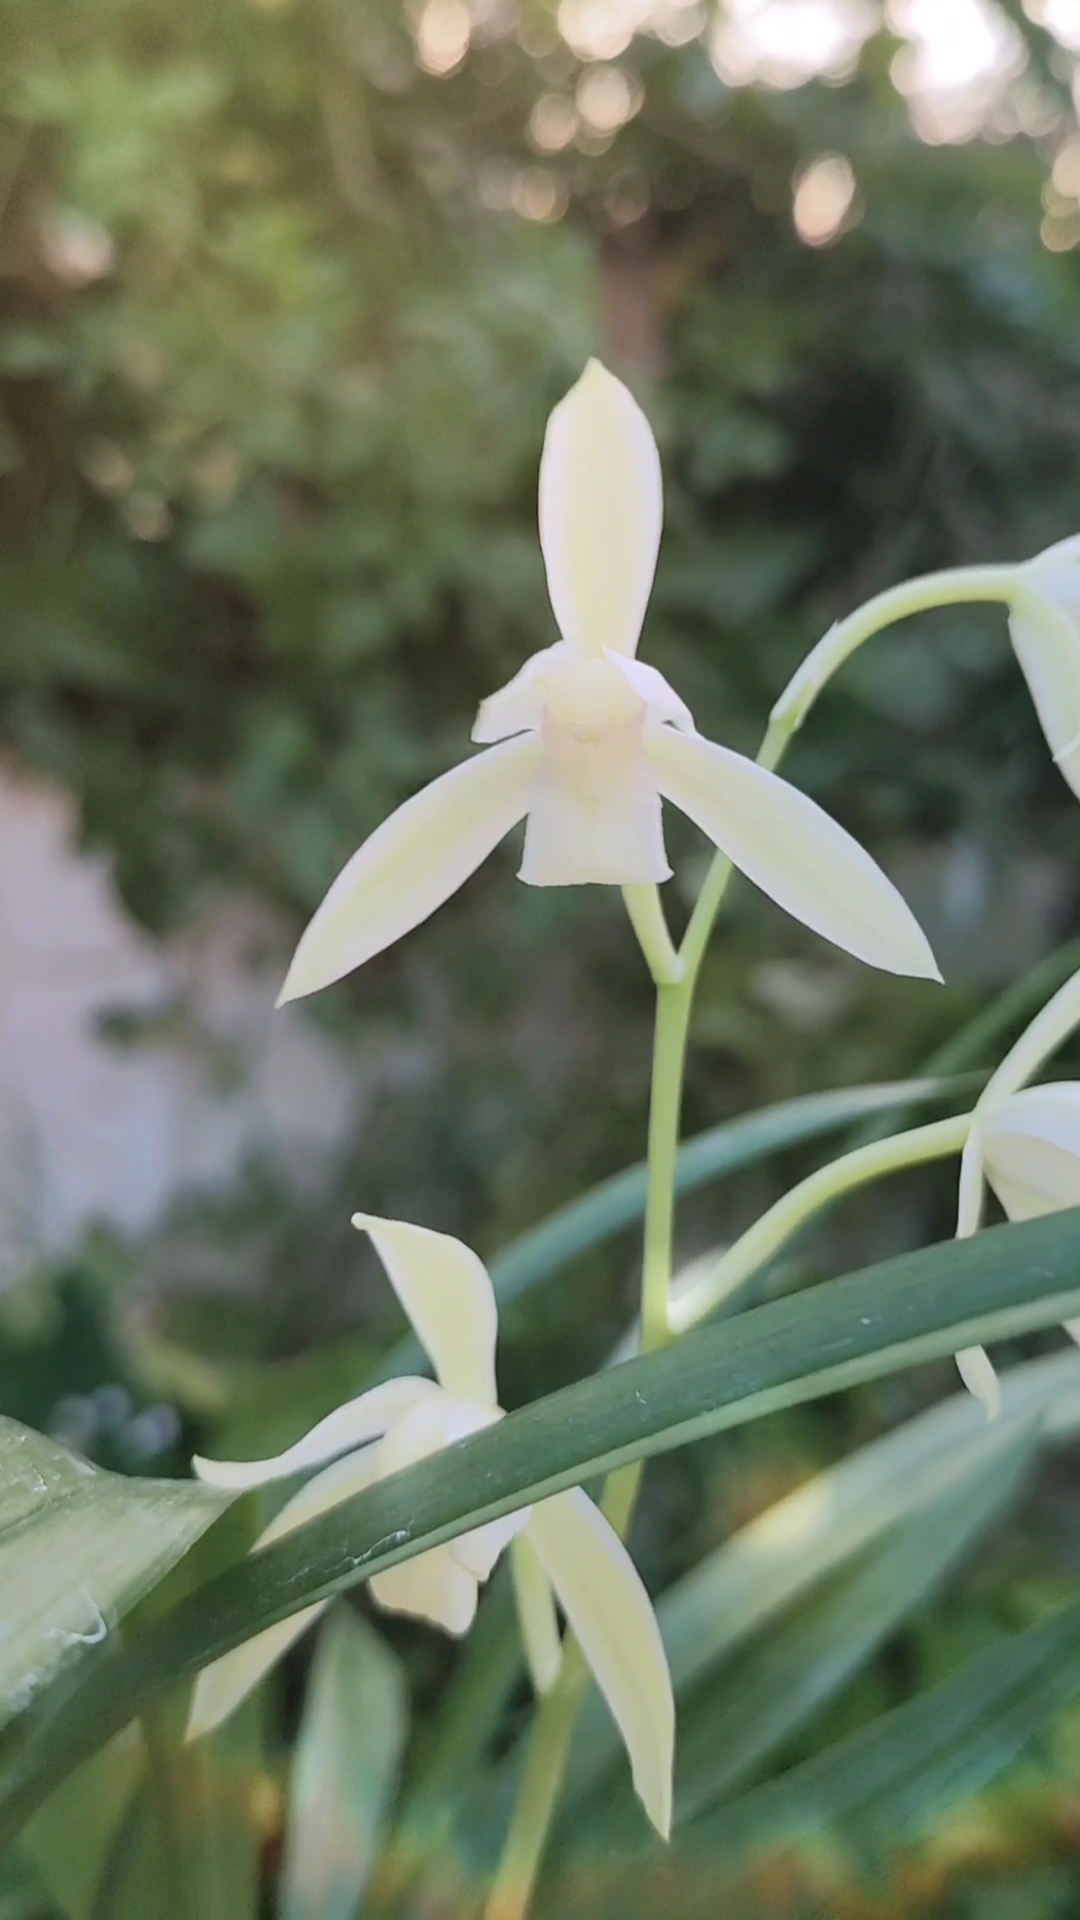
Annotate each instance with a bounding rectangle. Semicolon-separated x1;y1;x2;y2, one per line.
1008;534;1080;800
186;1211;674;1837
278;360;939;1004
954;1082;1080;1416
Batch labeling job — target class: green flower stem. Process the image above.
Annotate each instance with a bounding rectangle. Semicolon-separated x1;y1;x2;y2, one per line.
140;1707;194;1920
770;566;1017;736
622;884;684;987
487;569;1014;1919
977;961;1080;1111
669;1113;972;1335
483;1639;591;1920
639;982;687;1350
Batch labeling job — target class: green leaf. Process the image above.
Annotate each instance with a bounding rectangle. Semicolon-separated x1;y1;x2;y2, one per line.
86;1787;171;1920
569;1349;1080;1795
0;1418;229;1737
19;1732;143;1920
281;1607;407;1920
4;1204;1080;1838
377;1078;971;1380
684;1597;1080;1872
667;1421;1037;1826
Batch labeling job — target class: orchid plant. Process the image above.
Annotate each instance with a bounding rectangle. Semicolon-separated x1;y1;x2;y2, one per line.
6;361;1080;1920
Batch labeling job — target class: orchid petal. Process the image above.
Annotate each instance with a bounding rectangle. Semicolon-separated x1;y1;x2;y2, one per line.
258;1444;385;1545
510;1532;563;1695
352;1214;499;1405
186;1602;329;1740
367;1395;509;1632
981;1082;1080;1222
373;1395;517;1610
539;360;662;659
472;644;572;744
451;1510;526;1580
186;1445;384;1739
956;1344;1001;1420
370;1549;479;1635
607;652;694;730
645;727;940;980
1008;580;1080;800
193;1378;440;1490
527;1488;674;1837
277;735;542;1003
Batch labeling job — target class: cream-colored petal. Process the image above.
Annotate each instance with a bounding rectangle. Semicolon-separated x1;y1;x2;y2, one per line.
186;1601;328;1740
955;1345;1001;1420
1008;580;1080;799
352;1214;499;1405
372;1394;513;1597
472;643;573;744
370;1547;478;1634
510;1532;563;1695
982;1084;1080;1220
519;720;669;886
451;1509;528;1580
193;1378;440;1490
646;728;940;980
539;360;662;659
257;1444;385;1547
186;1446;385;1738
1030;531;1080;571
527;1488;674;1838
607;652;694;730
277;736;542;1003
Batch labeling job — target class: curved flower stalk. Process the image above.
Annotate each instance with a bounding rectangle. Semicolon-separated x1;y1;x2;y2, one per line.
186;1212;675;1838
278;360;939;1004
772;533;1080;801
954;1082;1080;1415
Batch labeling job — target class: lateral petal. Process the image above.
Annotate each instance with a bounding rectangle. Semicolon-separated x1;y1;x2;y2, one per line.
186;1602;328;1740
352;1214;499;1406
1008;579;1080;800
277;736;542;1003
645;727;941;980
955;1345;1001;1420
539;360;662;659
982;1083;1080;1220
527;1488;674;1837
186;1446;384;1740
193;1378;440;1490
370;1548;478;1635
472;643;572;744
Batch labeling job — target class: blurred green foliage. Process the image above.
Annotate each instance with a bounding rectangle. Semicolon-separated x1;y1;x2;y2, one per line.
5;0;1080;1911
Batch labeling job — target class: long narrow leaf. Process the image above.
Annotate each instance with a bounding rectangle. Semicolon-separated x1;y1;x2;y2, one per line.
282;1608;407;1920
685;1597;1080;1871
3;1205;1080;1839
568;1349;1080;1793
668;1423;1038;1826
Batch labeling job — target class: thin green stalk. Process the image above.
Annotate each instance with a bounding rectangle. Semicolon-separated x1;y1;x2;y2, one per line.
977;961;1080;1111
483;977;688;1919
622;884;684;987
140;1708;193;1920
771;566;1016;736
669;1113;971;1334
640;983;688;1350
